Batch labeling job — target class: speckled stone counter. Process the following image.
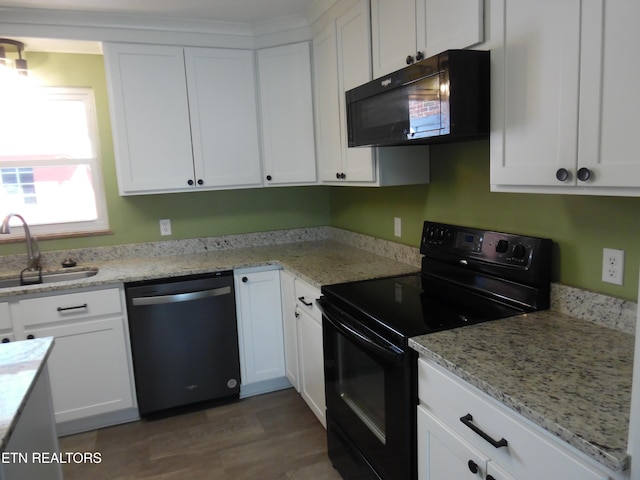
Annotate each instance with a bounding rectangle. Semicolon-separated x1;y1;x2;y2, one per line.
409;310;634;472
0;239;420;298
0;337;55;451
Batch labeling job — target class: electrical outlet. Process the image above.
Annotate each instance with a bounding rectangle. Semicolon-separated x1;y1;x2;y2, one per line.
602;248;624;286
394;217;402;238
159;219;172;236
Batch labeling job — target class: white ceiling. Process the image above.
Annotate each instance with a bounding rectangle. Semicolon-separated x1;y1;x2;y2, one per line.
0;0;318;24
0;0;323;54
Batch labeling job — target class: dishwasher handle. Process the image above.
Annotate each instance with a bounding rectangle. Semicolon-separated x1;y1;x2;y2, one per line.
131;285;232;306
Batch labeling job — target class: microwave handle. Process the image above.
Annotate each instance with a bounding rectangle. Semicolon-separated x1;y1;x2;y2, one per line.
318;298;403;363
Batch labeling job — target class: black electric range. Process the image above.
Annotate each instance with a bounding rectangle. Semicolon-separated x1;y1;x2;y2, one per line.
318;221;552;480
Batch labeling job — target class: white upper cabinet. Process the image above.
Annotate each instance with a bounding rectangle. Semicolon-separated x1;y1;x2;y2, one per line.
185;47;262;189
313;0;430;186
371;0;484;78
104;43;262;195
490;0;640;196
257;42;317;186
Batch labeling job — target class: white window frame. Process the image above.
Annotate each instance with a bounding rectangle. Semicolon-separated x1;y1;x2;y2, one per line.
0;86;109;238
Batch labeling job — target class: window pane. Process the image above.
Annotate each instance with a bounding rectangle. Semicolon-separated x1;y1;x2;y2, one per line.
0;165;98;226
0;95;94;160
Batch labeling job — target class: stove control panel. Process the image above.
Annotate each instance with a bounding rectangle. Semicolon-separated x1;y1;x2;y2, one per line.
421;221;551;270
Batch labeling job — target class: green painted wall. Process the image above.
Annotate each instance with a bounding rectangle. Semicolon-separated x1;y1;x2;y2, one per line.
330;140;640;301
0;52;330;254
3;53;640;302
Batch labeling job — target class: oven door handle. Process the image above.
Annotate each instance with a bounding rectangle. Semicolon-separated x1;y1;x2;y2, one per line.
319;300;403;363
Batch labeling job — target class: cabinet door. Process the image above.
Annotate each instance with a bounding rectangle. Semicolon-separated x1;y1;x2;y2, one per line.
417;0;484;58
258;43;317;186
314;23;344;183
25;317;134;424
578;0;640;187
337;0;376;182
234;269;285;385
298;307;326;427
280;270;300;391
185;48;262;189
371;0;417;77
418;405;489;480
490;0;581;187
104;43;194;194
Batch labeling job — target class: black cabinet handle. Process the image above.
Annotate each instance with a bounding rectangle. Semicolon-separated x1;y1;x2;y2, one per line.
460;414;508;448
197;179;204;186
468;460;478;474
416;51;424;62
577;167;591;181
336;172;346;180
487;476;496;480
406;54;414;65
297;296;313;307
57;303;88;312
2;338;10;343
555;168;569;182
266;175;272;181
27;334;35;340
187;179;194;186
242;276;248;283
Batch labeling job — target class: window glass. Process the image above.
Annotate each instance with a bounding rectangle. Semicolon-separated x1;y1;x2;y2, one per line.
0;86;108;236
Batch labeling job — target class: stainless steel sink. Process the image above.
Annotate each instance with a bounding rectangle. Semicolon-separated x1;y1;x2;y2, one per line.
0;268;99;289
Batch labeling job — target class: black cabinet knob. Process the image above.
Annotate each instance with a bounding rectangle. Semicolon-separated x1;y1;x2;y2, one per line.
406;54;414;65
197;179;204;186
577;167;591;181
468;460;478;474
27;334;35;340
487;476;496;480
555;168;569;182
416;51;424;62
242;276;248;283
1;338;10;343
187;179;194;186
266;175;272;181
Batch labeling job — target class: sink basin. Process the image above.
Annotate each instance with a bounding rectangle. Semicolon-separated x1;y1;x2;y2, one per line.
0;268;99;289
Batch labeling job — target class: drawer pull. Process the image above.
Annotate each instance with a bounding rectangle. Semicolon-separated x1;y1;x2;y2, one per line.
460;413;508;448
297;296;313;307
57;303;88;312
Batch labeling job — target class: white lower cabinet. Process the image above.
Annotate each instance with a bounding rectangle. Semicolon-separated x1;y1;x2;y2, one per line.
234;267;290;398
417;358;610;480
280;270;326;427
0;367;63;480
0;302;13;343
11;286;137;435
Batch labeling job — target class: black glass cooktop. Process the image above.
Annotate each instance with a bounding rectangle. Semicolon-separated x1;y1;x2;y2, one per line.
321;273;525;342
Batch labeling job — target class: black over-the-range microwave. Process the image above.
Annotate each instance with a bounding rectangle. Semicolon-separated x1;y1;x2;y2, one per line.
346;49;489;147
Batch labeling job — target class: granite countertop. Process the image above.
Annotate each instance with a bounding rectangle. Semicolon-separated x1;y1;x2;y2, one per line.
409;310;634;472
0;337;55;452
0;240;419;298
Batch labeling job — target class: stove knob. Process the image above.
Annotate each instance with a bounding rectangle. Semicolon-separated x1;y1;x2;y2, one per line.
513;244;527;259
495;239;509;253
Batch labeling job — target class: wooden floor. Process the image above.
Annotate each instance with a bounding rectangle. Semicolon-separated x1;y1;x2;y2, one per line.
58;388;342;480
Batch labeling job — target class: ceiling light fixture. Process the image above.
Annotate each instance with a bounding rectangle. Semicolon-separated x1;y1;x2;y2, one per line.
0;38;28;76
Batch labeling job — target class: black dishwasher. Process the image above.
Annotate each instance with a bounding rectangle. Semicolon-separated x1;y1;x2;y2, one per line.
126;271;240;416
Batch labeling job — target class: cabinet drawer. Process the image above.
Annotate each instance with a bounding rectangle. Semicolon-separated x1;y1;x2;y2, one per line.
0;302;11;330
418;358;608;480
19;288;123;326
294;279;321;322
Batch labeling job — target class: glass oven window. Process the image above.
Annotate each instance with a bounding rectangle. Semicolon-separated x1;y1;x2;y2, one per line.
336;334;386;444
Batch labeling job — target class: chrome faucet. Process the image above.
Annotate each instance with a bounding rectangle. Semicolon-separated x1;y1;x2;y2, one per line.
0;213;41;271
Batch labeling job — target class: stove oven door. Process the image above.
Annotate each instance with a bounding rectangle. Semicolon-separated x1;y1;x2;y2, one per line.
320;298;416;480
